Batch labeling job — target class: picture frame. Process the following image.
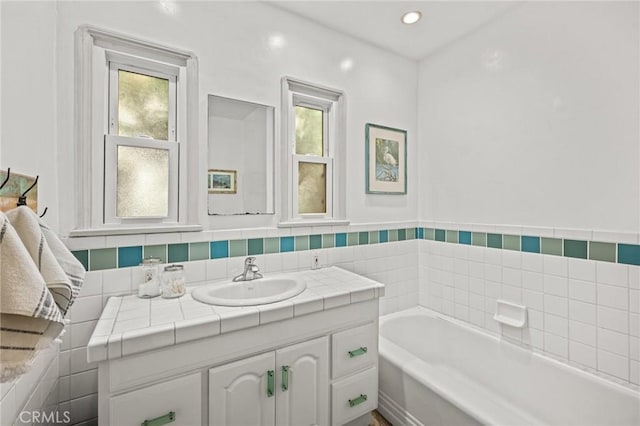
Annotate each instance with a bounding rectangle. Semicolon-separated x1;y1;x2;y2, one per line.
208;169;237;194
365;123;407;194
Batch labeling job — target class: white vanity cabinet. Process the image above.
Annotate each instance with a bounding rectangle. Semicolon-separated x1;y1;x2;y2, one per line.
209;336;329;426
90;268;384;426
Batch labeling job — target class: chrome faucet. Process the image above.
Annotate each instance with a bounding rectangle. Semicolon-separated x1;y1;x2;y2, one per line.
232;257;263;282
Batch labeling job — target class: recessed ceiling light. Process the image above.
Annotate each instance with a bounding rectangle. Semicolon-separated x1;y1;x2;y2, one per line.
401;11;422;25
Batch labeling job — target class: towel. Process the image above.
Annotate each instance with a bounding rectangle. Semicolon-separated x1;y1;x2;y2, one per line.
5;206;85;316
0;212;65;381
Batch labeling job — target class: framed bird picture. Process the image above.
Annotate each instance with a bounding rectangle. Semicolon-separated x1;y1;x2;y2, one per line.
365;123;407;194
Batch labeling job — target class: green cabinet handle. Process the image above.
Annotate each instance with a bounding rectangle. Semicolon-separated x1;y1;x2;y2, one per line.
141;411;175;426
348;347;368;358
267;370;274;397
348;394;368;408
281;366;289;391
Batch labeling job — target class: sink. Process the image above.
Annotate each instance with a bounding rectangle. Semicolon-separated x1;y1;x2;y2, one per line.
191;276;307;306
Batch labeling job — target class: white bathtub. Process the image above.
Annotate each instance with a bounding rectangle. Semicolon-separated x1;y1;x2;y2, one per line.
378;307;640;426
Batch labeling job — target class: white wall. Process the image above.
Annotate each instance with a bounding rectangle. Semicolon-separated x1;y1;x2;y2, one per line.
0;1;60;231
418;1;639;233
53;1;418;234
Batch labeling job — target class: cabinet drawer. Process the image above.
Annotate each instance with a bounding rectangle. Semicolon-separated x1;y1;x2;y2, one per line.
331;366;377;426
332;322;377;378
109;372;201;426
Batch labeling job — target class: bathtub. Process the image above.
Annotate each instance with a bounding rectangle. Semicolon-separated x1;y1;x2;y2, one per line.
378;307;640;426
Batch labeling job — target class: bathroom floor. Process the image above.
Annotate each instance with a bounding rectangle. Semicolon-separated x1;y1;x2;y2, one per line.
371;410;392;426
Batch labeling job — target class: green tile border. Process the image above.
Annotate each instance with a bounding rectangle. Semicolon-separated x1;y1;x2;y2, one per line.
75;226;640;271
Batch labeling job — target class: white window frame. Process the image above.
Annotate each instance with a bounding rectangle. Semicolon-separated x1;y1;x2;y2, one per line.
280;77;348;227
72;26;202;236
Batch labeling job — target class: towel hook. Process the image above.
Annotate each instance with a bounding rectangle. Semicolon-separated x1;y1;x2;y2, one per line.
0;168;10;191
17;175;38;207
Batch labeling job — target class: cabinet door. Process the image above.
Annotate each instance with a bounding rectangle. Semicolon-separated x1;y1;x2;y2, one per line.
209;352;276;426
275;336;329;426
109;372;201;426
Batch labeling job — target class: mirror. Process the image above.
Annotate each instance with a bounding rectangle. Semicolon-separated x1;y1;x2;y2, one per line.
207;95;275;215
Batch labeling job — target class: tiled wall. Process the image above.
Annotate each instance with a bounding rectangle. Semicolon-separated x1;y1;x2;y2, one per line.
417;223;640;389
0;346;59;426
58;222;420;424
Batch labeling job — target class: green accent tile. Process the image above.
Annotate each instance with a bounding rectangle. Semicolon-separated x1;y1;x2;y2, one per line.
265;237;280;254
369;231;379;244
168;243;188;263
446;230;458;243
564;239;587;259
310;234;322;250
359;232;369;245
143;245;167;263
295;235;309;251
229;240;247;257
503;235;520;251
322;234;335;249
426;228;435;240
90;248;117;271
189;242;209;261
406;228;415;240
248;238;264;256
472;232;487;247
434;229;445;242
389;229;399;242
487;233;502;249
589;241;616;263
72;250;89;271
541;238;563;256
347;232;359;246
398;229;406;241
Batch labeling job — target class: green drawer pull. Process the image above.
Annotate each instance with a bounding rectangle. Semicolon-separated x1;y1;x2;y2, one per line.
281;366;289;391
348;394;368;408
348;347;368;358
141;411;175;426
267;370;274;397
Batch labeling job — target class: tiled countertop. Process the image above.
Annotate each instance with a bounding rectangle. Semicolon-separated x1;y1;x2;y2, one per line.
87;267;384;363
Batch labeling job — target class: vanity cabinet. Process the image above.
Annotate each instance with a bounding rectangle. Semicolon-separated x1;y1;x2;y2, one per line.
91;274;383;426
209;336;329;426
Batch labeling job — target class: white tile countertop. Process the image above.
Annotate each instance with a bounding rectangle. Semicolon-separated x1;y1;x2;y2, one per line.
87;267;384;363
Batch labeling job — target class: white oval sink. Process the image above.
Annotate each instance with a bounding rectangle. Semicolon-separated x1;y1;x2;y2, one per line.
191;276;307;306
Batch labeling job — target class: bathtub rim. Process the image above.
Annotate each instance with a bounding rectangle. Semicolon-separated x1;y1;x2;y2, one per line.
379;306;640;425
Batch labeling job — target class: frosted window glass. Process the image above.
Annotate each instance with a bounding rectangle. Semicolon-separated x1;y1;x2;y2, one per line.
117;146;169;217
295;106;323;156
298;162;326;214
118;70;169;140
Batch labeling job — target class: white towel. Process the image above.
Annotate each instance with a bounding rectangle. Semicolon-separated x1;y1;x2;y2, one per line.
0;212;65;381
6;206;84;316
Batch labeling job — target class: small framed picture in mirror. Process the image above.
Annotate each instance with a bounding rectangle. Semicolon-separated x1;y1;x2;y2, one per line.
208;169;237;194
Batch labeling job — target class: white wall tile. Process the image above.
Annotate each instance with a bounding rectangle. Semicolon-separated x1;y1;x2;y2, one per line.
522;271;544;292
545;313;568;338
568;279;596;304
544;274;568;297
544;333;568;358
597;306;629;334
596;262;628;287
597;350;629;381
568;258;596;282
544;294;568;318
569;300;596;325
569;320;596;346
597;328;629;357
597;283;629;310
569;340;597;369
543;255;568;277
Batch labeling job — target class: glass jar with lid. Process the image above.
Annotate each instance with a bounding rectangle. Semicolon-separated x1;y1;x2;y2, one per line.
162;264;186;298
138;257;161;298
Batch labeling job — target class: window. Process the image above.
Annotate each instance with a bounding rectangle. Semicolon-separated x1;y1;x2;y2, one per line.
281;77;347;226
73;26;201;235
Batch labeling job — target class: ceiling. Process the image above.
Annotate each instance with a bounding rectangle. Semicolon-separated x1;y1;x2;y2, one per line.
268;1;516;61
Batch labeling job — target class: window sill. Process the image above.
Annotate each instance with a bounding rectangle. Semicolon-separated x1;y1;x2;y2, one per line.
68;224;203;237
278;219;350;228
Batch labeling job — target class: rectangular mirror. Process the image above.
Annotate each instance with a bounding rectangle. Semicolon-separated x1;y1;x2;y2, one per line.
207;95;275;215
